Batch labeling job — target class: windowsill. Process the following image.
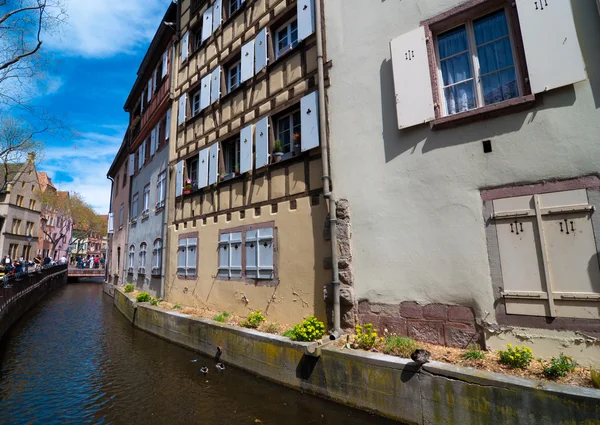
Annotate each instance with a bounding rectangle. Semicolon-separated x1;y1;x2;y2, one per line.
267;38;308;72
177;274;197;280
430;95;535;130
217;276;279;286
155;205;165;214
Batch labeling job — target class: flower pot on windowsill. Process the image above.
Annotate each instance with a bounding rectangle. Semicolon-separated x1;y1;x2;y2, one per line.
273;152;284;163
183;186;192;195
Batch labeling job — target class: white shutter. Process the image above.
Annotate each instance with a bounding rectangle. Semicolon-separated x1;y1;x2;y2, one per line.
255;28;268;73
153;69;158;93
210;66;221;104
300;90;320;152
255;116;269;168
200;74;211;110
389;26;435;129
241;39;255;83
178;94;187;125
515;0;586;94
175;160;184;197
128;154;135;176
240;124;253;173
150;126;156;156
297;0;315;41
138;145;143;169
181;31;189;63
186;238;197;276
208;142;219;185
177;239;186;275
245;230;257;278
230;232;242;278
198;147;209;189
212;0;222;31
162;50;168;78
108;213;114;234
165;108;171;140
258;228;274;279
140;94;144;114
218;233;230;278
147;79;153;102
201;6;213;43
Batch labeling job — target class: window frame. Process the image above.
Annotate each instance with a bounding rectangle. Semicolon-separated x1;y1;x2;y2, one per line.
142;184;151;216
191;88;201;117
152;238;163;276
177;232;198;279
274;17;299;59
128;245;135;273
131;192;139;222
221;136;240;179
156;170;167;210
139;242;147;275
228;0;242;18
274;108;301;160
226;59;241;93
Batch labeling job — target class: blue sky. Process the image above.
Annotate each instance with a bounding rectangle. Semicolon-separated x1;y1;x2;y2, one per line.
33;0;173;213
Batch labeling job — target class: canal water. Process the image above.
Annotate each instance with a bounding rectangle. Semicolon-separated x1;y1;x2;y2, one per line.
0;283;401;425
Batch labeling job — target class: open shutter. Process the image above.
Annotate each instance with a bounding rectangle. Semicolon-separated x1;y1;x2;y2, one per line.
150;126;156;156
297;0;315;41
152;69;158;93
240;124;253;173
255;28;268;73
165;108;171;140
210;66;221;104
258;228;274;279
208;143;219;185
198;147;209;189
128;154;135;176
241;39;255;83
300;90;320;152
108;213;114;234
200;74;211;110
245;230;257;279
175;160;184;197
178;94;187;125
162;50;168;78
181;31;189;62
218;233;230;278
140;94;144;114
186;238;197;276
390;26;435;129
255;116;269;168
201;6;213;43
230;232;242;278
147;79;153;102
212;0;222;31
515;0;586;94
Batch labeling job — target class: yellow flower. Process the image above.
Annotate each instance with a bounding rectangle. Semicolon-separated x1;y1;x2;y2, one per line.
507;343;512;348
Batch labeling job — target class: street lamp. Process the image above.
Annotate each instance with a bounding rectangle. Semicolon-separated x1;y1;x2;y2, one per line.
26;234;32;270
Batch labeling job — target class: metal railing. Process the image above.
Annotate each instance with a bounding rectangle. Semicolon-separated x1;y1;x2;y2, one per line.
0;264;67;312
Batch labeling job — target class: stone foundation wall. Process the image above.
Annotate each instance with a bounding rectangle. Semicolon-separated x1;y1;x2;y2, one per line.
358;301;481;348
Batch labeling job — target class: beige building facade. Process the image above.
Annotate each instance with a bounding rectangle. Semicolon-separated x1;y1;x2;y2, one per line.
166;0;331;324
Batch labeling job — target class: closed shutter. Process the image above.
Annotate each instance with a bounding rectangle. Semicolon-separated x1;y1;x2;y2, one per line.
515;0;586;94
138;144;144;169
230;232;242;278
181;31;189;63
241;39;255;83
177;239;186;275
108;213;114;234
210;66;221;104
201;6;213;43
212;0;222;31
128;154;135;176
297;0;315;41
208;142;219;185
239;124;253;173
300;90;320;152
218;233;230;278
165;108;171;140
200;74;211;110
150;126;156;156
255;116;269;168
258;228;274;279
390;26;435;129
175;160;184;197
198;147;209;189
162;50;168;78
186;238;197;276
255;28;268;73
147;79;152;102
178;94;187;125
245;230;257;279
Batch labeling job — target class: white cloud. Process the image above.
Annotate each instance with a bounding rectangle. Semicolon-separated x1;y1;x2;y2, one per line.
46;0;173;58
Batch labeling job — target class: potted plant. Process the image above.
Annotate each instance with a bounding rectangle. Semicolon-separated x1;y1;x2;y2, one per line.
293;132;301;156
183;179;192;195
235;163;240;176
273;139;284;163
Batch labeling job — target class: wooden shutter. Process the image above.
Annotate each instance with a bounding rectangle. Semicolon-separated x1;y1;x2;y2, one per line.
162;50;168;78
165;108;171;140
147;79;152;102
198;147;209;189
218;233;230;278
150;126;156;156
181;31;189;62
178;94;187;125
200;74;211;110
245;230;257;278
175;160;184;197
212;0;222;31
240;124;253;173
210;66;221;104
152;69;158;93
300;90;320;152
389;26;435;129
128;154;135;176
297;0;315;41
201;6;213;43
177;239;186;275
255;28;268;73
208;142;219;185
255;116;269;168
230;232;242;278
515;0;586;94
241;39;255;83
186;238;197;276
108;213;114;234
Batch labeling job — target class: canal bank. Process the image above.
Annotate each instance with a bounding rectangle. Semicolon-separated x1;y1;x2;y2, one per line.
114;287;600;424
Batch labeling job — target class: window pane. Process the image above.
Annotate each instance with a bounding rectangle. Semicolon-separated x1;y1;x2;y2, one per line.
443;81;476;115
477;37;514;76
437;26;468;59
277;28;288;51
440;52;472;86
481;67;518;106
473;10;509;46
290;20;298;46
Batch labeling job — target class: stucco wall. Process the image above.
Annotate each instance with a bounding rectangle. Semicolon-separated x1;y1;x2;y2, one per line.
108;156;130;287
324;0;600;323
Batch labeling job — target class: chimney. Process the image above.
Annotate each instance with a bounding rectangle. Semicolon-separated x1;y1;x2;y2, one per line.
27;152;35;163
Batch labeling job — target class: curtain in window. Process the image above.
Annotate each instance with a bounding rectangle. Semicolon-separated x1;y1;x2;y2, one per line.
438;26;475;115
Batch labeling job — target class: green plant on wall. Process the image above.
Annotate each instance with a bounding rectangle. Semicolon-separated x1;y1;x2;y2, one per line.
354;323;381;350
124;283;134;293
273;139;283;153
463;344;485;361
213;312;230;322
136;292;151;303
149;297;162;306
288;316;325;342
498;344;533;369
241;310;265;329
591;369;600;389
542;354;577;379
382;336;419;358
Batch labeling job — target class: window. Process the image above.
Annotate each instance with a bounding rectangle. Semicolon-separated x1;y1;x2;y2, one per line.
115;176;120;196
122;170;126;188
142;184;150;215
26;221;34;235
275;18;298;58
275;109;301;156
22;244;31;260
226;60;241;93
187;157;198;187
152;239;163;275
177;235;198;277
228;0;242;17
191;89;201;117
15;195;24;207
157;170;167;209
128;245;135;273
9;244;18;259
193;26;203;52
138;243;147;274
11;219;22;235
137;142;146;170
29;199;36;210
218;224;276;281
119;203;124;229
131;193;139;221
222;137;240;177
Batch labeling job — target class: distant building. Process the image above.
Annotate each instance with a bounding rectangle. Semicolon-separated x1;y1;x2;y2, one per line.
37;172;73;259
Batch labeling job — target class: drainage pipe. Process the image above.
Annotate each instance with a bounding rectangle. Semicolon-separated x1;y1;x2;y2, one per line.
315;0;340;335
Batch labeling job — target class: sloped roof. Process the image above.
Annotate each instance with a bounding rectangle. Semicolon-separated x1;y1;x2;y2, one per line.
0;163;25;190
37;172;57;193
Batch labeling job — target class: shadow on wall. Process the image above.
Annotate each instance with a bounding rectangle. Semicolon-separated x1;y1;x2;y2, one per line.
379;54;577;164
572;0;600;109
